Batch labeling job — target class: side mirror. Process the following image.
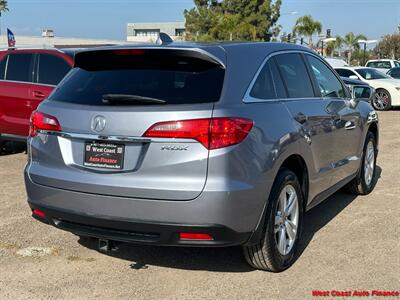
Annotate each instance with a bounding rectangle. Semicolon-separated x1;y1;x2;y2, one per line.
348;85;374;108
349;75;359;80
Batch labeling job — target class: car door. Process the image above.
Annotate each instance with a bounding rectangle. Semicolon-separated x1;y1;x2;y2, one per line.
273;52;337;201
0;52;35;137
305;54;362;184
31;52;72;111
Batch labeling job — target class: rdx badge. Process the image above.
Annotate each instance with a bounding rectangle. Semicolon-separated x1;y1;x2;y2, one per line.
161;145;189;151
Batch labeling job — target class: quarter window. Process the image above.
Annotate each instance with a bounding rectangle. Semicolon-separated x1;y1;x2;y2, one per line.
274;53;315;98
5;53;33;82
306;55;345;98
38;54;71;85
249;60;276;99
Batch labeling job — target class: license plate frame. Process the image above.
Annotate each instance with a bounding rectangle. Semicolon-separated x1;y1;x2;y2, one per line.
83;141;125;170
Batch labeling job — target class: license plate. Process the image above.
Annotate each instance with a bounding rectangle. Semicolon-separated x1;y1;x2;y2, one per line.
84;142;125;169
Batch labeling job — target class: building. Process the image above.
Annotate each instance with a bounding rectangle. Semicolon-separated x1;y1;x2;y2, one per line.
0;35;128;49
127;22;186;42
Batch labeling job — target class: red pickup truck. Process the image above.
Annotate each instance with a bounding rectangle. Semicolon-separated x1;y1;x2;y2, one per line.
0;48;74;143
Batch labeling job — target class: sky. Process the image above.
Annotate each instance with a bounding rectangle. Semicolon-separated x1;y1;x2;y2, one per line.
1;0;399;41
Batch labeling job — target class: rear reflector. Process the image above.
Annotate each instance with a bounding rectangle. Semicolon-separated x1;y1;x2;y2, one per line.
29;111;62;137
179;233;214;241
32;209;46;218
143;117;253;150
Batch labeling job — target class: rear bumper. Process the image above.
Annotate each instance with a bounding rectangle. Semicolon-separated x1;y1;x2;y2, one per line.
24;170;266;247
29;202;250;247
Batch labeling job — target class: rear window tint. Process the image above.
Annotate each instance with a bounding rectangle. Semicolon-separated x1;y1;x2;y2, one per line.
49;50;225;105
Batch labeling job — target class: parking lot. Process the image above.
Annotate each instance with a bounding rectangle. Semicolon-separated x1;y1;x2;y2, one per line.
0;111;399;299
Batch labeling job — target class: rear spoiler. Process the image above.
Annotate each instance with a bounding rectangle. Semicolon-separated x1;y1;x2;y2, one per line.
74;48;226;71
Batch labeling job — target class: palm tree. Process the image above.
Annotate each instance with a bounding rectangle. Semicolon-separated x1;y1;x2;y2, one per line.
344;32;367;63
293;15;322;47
334;35;344;56
0;0;9;36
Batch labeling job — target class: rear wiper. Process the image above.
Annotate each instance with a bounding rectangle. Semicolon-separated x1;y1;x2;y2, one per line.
102;94;167;105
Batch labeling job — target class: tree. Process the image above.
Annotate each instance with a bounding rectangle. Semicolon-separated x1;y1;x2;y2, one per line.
344;32;367;63
0;0;8;36
184;0;282;42
376;34;400;59
293;15;322;47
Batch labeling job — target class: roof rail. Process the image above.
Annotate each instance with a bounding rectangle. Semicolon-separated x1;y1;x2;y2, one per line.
156;32;173;45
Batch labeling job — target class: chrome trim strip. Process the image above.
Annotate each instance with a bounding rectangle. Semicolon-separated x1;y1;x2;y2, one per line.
40;130;198;144
40;130;152;143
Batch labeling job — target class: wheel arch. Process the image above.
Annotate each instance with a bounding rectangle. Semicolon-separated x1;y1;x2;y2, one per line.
245;153;309;246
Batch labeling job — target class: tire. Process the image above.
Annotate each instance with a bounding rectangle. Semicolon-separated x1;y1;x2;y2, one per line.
243;168;304;272
345;131;377;195
372;89;392;111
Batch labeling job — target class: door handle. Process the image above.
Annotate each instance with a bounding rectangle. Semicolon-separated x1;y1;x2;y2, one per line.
345;121;356;130
33;91;46;99
294;112;308;124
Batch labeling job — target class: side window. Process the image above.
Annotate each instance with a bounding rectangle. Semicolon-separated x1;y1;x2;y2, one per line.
306;55;345;99
335;68;357;78
274;53;315;98
270;59;287;98
366;62;376;68
5;53;33;82
0;56;7;80
249;60;276;99
38;54;71;85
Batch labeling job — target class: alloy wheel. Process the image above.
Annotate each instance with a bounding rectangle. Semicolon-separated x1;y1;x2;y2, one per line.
274;184;299;256
373;91;390;110
364;141;375;187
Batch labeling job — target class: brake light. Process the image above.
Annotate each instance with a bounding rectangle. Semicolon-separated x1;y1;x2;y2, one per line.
112;49;145;56
29;111;62;137
143;117;253;150
179;233;214;241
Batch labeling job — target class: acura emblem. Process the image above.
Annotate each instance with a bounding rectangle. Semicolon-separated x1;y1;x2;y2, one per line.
91;115;106;132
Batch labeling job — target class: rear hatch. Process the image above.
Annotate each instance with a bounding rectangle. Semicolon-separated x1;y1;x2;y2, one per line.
28;47;226;200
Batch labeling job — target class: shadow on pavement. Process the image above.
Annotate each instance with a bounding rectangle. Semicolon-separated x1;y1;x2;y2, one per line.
78;166;382;273
0;141;26;156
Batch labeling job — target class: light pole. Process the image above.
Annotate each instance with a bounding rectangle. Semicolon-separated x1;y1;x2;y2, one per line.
358;40;378;65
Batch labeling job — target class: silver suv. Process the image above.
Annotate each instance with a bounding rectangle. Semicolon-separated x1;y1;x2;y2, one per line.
24;43;379;272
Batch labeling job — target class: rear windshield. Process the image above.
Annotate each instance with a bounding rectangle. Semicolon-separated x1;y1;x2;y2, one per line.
48;49;225;105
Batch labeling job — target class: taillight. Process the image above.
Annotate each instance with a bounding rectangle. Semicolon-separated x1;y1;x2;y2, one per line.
143;117;253;150
29;111;62;137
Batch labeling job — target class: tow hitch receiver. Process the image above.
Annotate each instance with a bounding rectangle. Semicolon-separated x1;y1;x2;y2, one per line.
98;239;120;253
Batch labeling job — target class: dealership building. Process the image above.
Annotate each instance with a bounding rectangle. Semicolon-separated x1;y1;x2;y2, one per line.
127;22;186;42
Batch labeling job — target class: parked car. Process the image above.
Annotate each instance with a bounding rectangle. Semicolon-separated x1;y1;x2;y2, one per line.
341;77;375;103
0;47;75;144
325;57;349;68
387;67;400;79
335;67;400;110
365;59;400;74
25;43;379;272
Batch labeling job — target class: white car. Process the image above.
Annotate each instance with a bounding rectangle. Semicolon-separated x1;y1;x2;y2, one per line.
325;57;349;68
335;67;400;110
365;59;400;74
